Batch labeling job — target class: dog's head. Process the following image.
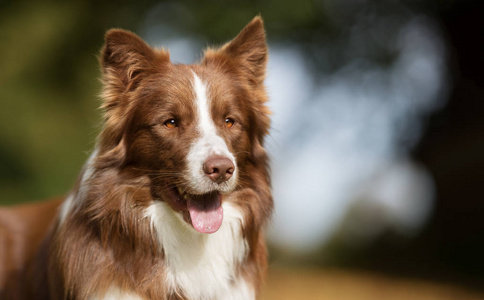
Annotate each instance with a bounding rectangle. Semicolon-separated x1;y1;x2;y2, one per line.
96;17;270;234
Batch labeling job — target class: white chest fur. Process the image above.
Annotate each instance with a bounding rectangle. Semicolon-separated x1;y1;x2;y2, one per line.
145;201;253;300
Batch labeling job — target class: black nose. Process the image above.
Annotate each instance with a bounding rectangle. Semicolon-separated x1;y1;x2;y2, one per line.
203;155;235;184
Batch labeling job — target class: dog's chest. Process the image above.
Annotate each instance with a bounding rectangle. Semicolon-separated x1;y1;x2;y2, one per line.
145;201;253;300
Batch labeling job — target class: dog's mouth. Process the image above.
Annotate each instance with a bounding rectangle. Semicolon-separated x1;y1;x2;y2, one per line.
166;185;223;234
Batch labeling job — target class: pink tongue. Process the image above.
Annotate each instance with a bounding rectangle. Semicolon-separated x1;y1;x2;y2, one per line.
187;192;223;234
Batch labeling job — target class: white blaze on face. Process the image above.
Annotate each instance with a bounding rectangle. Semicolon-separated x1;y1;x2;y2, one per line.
186;72;237;194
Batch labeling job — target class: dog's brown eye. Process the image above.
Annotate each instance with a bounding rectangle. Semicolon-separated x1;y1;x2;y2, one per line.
225;118;235;128
164;119;178;129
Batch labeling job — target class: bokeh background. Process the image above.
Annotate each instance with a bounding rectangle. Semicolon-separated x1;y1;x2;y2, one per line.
1;0;483;298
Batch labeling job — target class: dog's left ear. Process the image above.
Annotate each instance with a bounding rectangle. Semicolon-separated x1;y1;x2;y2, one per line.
203;16;268;86
204;17;271;162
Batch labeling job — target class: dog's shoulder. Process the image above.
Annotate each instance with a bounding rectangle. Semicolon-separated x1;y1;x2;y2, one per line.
0;198;62;299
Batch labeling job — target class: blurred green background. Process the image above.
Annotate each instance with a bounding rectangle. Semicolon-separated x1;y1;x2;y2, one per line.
1;0;483;298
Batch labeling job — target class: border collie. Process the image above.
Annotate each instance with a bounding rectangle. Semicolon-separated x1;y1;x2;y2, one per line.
0;16;272;300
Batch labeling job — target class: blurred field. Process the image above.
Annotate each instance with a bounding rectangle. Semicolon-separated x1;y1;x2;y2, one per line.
262;267;483;300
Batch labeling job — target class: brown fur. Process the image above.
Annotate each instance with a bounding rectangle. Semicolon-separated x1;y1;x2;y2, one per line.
0;16;272;299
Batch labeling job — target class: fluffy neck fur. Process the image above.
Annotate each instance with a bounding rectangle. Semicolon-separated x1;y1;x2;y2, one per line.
51;152;259;300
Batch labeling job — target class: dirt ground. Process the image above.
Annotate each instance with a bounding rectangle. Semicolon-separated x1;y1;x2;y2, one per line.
261;267;483;300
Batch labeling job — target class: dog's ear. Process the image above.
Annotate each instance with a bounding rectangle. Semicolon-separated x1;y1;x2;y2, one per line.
203;16;268;86
100;29;169;98
203;17;271;164
97;30;169;168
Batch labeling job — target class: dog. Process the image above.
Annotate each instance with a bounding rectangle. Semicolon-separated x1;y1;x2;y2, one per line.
0;16;273;300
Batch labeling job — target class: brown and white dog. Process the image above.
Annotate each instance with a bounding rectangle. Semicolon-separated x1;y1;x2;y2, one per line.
0;16;272;300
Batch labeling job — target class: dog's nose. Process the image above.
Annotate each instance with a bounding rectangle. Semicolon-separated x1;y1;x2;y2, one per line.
203;156;235;184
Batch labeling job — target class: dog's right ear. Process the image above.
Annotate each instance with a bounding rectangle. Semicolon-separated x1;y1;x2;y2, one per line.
97;30;170;168
100;29;169;98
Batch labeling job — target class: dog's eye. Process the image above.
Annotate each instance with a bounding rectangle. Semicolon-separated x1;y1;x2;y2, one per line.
164;119;178;129
225;118;235;128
